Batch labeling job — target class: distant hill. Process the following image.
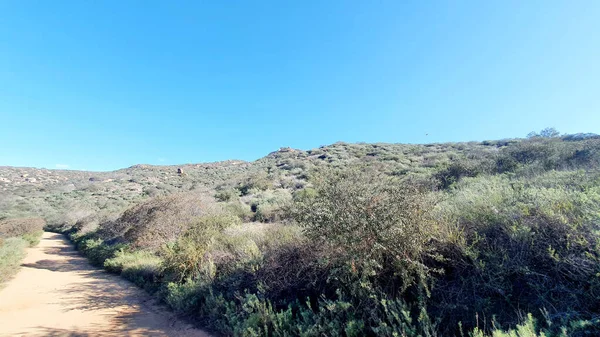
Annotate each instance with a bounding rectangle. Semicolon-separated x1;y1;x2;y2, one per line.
1;133;598;227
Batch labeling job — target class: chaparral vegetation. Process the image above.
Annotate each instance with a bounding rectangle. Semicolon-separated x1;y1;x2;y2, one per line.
2;128;600;336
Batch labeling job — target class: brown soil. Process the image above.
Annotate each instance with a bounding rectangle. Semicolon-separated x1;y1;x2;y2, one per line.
0;232;211;337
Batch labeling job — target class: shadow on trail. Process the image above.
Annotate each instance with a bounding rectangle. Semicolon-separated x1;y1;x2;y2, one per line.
4;232;202;337
21;257;89;272
28;325;161;337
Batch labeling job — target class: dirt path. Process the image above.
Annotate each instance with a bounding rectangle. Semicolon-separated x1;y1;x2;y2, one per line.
0;232;211;337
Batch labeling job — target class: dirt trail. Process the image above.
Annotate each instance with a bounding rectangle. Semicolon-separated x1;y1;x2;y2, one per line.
0;232;211;337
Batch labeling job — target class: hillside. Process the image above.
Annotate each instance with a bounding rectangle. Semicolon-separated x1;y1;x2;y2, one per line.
2;131;600;336
1;139;513;225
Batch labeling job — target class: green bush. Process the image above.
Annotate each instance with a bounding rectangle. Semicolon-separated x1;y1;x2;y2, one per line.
21;230;44;246
292;187;317;202
434;156;494;189
430;172;600;333
75;235;126;267
469;313;600;337
0;237;28;283
248;189;292;223
0;218;44;285
163;280;206;313
216;188;241;202
104;249;162;290
292;168;436;294
224;201;254;222
160;214;241;282
239;172;272;195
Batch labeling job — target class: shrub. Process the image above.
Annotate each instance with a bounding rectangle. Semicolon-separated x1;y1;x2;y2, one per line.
224;201;253;222
470;313;600;337
75;235;126;266
104;249;162;290
292;187;317;202
0;217;45;239
257;239;329;303
100;192;219;250
72;214;101;235
495;137;600;174
163;280;206;313
209;233;262;282
292;168;436;294
0;237;28;283
434;157;493;189
430;173;600;333
160;214;242;282
215;188;240;202
21;230;43;246
248;189;292;223
239;172;272;195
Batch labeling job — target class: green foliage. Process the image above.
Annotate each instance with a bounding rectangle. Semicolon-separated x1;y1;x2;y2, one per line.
0;219;44;285
292;168;436;294
74;234;126;267
292;187;317;202
216;188;241;202
239;172;272;195
495;137;600;174
163;280;206;313
104;249;162;290
29;135;600;336
21;230;44;246
0;237;28;284
430;171;600;332
160;214;241;282
435;156;494;189
469;313;600;337
249;189;292;223
225;201;254;222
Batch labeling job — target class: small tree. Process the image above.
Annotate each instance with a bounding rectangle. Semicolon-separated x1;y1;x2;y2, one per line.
540;127;560;138
528;127;560;139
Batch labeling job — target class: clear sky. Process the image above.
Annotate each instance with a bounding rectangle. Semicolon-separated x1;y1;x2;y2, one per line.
1;1;599;171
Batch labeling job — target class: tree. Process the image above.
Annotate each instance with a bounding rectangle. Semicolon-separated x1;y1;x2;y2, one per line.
540;127;560;138
527;127;560;139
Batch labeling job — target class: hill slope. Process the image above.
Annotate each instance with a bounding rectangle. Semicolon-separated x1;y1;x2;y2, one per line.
2;133;600;336
1;138;518;225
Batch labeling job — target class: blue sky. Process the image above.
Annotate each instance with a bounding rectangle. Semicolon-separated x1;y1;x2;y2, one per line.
1;1;599;171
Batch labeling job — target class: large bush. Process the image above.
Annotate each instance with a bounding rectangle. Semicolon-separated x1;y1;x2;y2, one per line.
160;214;242;282
293;168;437;294
430;172;600;333
99;192;219;249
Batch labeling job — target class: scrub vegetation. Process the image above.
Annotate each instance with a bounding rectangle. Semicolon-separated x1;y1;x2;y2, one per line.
2;129;600;336
0;217;45;284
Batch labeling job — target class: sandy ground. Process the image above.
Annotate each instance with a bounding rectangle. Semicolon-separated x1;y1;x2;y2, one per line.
0;232;211;337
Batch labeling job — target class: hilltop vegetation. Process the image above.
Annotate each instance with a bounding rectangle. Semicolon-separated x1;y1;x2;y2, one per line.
2;129;600;336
